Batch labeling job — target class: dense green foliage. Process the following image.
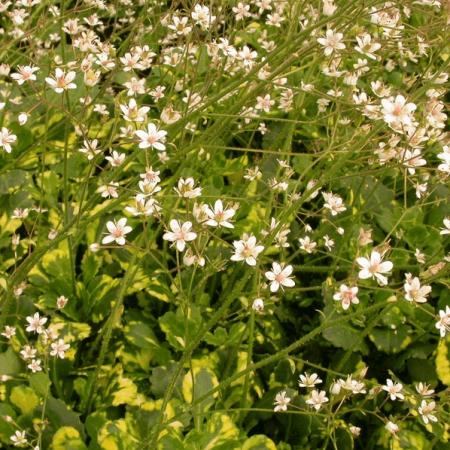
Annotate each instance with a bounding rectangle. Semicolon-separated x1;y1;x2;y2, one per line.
0;0;449;449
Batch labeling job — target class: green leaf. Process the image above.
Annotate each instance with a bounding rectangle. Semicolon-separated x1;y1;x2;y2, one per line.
182;367;218;412
184;413;240;449
30;372;51;396
242;435;277;450
46;397;84;434
159;306;203;351
436;337;450;385
204;326;228;346
0;348;22;376
323;324;367;353
51;426;87;450
10;385;39;415
111;377;138;406
0;170;29;194
124;321;159;350
369;326;410;354
97;419;140;450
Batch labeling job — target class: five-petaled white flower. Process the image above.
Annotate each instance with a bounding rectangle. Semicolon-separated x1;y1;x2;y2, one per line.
306;390;329;410
382;379;404;401
205;200;235;228
273;390;291;412
27;358;42;373
50;339;70;359
333;284;359;310
45;68;77;93
102;218;133;245
135;123;167;151
175;177;202;198
163;220;197;252
354;33;381;60
381;95;416;127
435;305;450;338
317;29;346;56
25;312;47;334
356;250;393;286
403;273;431;304
265;262;295;292
440;217;450;235
322;192;346;216
0;127;17;153
230;235;264;266
11;65;39;84
120;98;150;122
418;400;438;424
299;372;322;388
10;430;27;446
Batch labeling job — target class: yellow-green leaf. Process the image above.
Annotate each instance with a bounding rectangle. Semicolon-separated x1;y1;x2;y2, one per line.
242;435;277;450
51;426;87;450
436;336;450;385
10;385;39;415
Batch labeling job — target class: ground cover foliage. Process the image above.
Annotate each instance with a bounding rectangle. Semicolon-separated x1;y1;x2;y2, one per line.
0;0;449;448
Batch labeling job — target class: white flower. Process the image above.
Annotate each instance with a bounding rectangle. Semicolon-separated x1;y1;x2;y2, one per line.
102;218;132;245
163;220;197;252
401;149;426;175
0;127;17;153
50;339;70;359
418;400;438;424
323;235;335;251
403;274;431;304
56;295;68;309
45;68;77;93
299;236;317;254
265;262;295;293
437;145;450;174
356;250;393;286
440;217;450;235
205;200;235;228
252;298;265;312
355;33;381;60
381;95;416;127
230;235;264;266
25;312;47;334
322;192;346;215
385;421;399;434
175;177;202;198
20;345;37;360
317;29;346;56
435;305;450;337
27;359;42;373
10;430;27;446
11;65;39;84
191;4;216;29
323;0;337;16
135;123;167;151
274;390;291;412
339;376;366;394
120;98;149;122
333;284;359;310
306;390;329;410
18;112;28;125
415;382;434;397
298;372;322;388
125;197;160;217
105;151;126;167
1;326;16;339
382;379;404;401
78;139;101;160
97;182;119;199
